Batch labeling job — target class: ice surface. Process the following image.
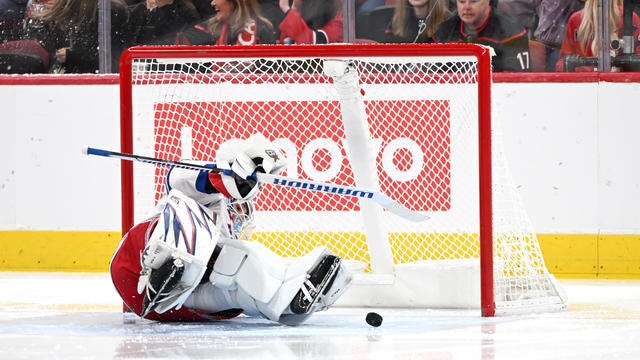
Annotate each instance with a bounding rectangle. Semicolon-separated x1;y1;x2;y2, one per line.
1;272;639;359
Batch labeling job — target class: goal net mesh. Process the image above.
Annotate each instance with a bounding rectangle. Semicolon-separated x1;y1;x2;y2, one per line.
124;47;567;314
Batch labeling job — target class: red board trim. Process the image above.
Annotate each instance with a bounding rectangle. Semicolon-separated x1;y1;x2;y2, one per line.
0;74;119;85
2;72;640;85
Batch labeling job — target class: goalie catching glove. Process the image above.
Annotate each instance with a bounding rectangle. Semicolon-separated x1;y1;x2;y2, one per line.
212;133;287;201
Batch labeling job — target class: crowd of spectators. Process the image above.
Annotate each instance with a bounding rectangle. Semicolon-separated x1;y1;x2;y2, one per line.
433;0;531;72
0;0;638;73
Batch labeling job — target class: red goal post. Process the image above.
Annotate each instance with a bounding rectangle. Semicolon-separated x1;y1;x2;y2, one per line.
119;43;566;317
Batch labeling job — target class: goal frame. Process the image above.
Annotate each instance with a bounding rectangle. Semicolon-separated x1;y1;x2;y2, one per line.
119;43;495;316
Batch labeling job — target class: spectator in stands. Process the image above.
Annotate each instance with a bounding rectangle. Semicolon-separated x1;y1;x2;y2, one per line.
358;0;388;19
0;0;28;37
23;0;129;73
382;0;450;43
433;0;531;72
278;0;343;43
177;0;276;45
448;0;497;12
0;0;27;23
192;0;217;19
556;0;640;71
128;0;200;45
534;0;585;71
258;0;286;38
496;0;540;36
0;0;28;42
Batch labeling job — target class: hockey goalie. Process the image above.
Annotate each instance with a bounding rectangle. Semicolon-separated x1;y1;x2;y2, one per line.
110;133;352;325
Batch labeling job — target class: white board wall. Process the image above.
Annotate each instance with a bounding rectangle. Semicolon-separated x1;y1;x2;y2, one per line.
0;81;638;234
0;85;121;230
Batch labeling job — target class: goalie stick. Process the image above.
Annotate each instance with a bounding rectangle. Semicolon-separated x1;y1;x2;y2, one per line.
83;146;429;222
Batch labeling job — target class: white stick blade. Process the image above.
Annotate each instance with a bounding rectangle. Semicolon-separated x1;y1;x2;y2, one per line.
370;193;430;222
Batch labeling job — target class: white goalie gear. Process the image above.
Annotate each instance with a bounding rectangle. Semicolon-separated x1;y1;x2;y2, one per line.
184;241;353;325
137;189;219;317
215;132;288;200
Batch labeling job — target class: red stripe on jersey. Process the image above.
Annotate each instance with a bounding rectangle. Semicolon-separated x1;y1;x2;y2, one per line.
497;30;527;44
194;25;210;34
504;29;528;43
476;7;491;33
208;173;233;198
475;28;527;44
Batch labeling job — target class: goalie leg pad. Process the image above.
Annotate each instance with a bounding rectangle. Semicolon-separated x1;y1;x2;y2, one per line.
289;254;341;314
316;260;352;309
237;246;330;321
210;240;287;302
204;242;350;324
278;253;353;326
184;280;272;317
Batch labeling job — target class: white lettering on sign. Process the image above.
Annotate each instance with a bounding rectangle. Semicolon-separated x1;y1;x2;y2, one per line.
219;137;424;183
382;138;424;182
301;138;343;182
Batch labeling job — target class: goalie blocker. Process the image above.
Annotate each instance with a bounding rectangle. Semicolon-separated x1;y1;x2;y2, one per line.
110;134;352;324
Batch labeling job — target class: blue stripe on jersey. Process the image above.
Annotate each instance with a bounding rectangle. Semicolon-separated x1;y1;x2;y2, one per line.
195;164;217;194
166;163;220;195
165;165;175;194
195;170;210;193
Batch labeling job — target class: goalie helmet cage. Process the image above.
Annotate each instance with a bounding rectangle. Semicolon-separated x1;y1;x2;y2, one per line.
119;43;567;317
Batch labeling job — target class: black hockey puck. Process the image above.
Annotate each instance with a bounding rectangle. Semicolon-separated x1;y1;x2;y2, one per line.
365;312;383;327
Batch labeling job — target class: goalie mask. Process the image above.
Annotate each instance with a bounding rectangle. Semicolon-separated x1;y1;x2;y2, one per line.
227;198;255;239
138;189;219;317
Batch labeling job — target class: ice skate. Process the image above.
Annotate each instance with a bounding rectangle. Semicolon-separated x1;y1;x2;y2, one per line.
289;254;342;315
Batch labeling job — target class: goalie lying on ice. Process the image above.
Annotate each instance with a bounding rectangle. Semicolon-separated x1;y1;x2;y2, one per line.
110;133;352;325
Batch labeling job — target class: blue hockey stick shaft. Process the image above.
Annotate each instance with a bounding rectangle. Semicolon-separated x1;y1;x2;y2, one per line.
83;146;428;222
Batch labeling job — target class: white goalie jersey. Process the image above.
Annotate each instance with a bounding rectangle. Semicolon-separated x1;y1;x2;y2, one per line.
109;133;352;324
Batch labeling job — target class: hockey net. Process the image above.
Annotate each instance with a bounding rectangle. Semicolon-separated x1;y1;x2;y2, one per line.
120;44;567;316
